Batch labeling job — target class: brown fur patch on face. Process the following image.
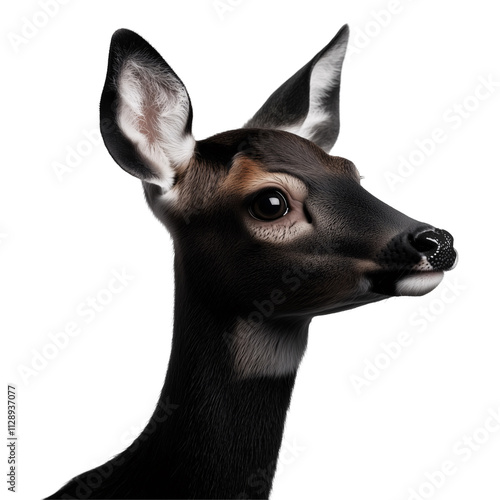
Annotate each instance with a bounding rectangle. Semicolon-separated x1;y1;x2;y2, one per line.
222;156;307;199
154;156;223;224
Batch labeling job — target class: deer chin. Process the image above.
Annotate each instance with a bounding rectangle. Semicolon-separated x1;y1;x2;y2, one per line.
368;270;444;297
394;271;444;296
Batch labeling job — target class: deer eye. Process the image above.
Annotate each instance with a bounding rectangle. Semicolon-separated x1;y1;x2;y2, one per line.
249;189;289;221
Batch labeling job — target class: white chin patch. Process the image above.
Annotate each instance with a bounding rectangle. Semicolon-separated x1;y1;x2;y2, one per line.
395;271;444;296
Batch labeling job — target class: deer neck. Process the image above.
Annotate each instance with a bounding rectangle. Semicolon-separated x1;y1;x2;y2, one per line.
143;270;310;499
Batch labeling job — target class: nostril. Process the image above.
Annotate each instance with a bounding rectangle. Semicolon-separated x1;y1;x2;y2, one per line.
409;230;440;255
408;227;457;271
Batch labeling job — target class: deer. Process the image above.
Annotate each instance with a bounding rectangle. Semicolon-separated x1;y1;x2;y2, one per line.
46;25;457;499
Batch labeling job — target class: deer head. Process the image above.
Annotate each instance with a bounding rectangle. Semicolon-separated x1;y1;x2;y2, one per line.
100;26;457;377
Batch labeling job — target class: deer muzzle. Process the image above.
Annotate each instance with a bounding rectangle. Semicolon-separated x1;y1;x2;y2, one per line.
370;226;458;296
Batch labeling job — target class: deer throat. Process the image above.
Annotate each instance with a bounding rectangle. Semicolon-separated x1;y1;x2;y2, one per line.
229;317;310;378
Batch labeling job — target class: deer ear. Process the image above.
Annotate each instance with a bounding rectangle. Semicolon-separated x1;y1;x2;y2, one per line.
100;29;195;189
245;25;349;153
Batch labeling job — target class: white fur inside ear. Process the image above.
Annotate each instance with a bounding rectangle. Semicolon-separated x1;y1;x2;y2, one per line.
117;56;195;189
284;40;347;142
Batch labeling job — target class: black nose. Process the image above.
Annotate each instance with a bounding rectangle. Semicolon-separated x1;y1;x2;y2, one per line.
408;228;457;270
376;227;457;272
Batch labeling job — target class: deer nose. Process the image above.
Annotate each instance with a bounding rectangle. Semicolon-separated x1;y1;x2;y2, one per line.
376;226;457;272
408;228;457;271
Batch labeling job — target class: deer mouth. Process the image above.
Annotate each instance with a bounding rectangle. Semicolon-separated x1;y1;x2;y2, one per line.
369;269;445;297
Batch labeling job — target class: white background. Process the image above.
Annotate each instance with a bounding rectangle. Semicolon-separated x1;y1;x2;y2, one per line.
2;1;500;499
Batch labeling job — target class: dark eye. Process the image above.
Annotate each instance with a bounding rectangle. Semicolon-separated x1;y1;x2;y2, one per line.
249;189;289;221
